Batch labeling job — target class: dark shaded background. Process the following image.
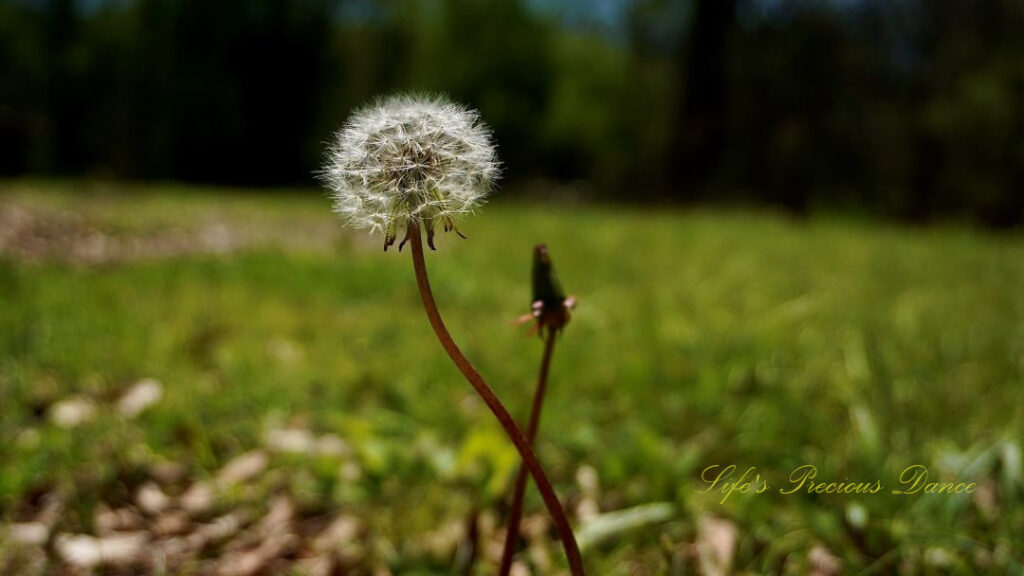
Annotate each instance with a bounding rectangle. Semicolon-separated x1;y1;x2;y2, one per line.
1;0;1021;226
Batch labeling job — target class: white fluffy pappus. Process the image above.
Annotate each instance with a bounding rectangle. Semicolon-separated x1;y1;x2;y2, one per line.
321;94;500;250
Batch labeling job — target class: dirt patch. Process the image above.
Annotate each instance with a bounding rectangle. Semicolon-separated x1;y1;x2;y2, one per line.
0;200;341;265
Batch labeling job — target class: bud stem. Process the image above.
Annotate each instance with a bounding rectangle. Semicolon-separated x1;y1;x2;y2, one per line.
408;223;584;575
498;329;557;576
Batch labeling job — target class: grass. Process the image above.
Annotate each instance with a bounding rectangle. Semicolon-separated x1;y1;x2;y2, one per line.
1;179;1022;574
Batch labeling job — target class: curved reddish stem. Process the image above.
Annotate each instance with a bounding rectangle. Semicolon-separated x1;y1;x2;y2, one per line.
498;329;556;576
408;224;584;575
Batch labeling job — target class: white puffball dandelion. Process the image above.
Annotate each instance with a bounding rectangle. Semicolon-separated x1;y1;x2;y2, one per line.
322;94;500;250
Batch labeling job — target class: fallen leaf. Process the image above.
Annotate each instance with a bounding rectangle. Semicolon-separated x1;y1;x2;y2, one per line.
54;532;148;568
809;543;842;576
118;378;163;418
49;397;96;428
215;451;268;487
136;482;172;514
696;516;737;576
8;522;48;546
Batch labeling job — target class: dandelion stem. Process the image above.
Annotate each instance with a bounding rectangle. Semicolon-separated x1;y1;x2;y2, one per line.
408;223;584;576
498;329;557;576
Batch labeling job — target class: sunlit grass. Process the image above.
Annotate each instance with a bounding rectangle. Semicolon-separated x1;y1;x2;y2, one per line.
1;180;1022;573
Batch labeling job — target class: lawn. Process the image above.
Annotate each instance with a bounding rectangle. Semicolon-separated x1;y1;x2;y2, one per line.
1;180;1022;574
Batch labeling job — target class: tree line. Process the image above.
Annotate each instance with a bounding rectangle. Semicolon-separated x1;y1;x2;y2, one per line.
1;0;1021;226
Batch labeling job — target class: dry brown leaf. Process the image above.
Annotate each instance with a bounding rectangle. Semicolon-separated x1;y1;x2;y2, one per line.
696;516;737;576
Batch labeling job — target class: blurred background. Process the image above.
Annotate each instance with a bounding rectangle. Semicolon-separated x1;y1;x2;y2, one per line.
2;1;1023;575
1;0;1022;225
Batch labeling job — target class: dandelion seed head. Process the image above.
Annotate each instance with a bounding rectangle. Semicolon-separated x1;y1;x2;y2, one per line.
321;94;500;248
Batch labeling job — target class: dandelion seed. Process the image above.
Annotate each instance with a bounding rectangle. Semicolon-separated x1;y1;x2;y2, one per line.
321;94;500;250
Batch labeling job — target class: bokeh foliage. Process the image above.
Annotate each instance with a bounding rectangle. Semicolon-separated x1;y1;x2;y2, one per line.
1;0;1022;225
